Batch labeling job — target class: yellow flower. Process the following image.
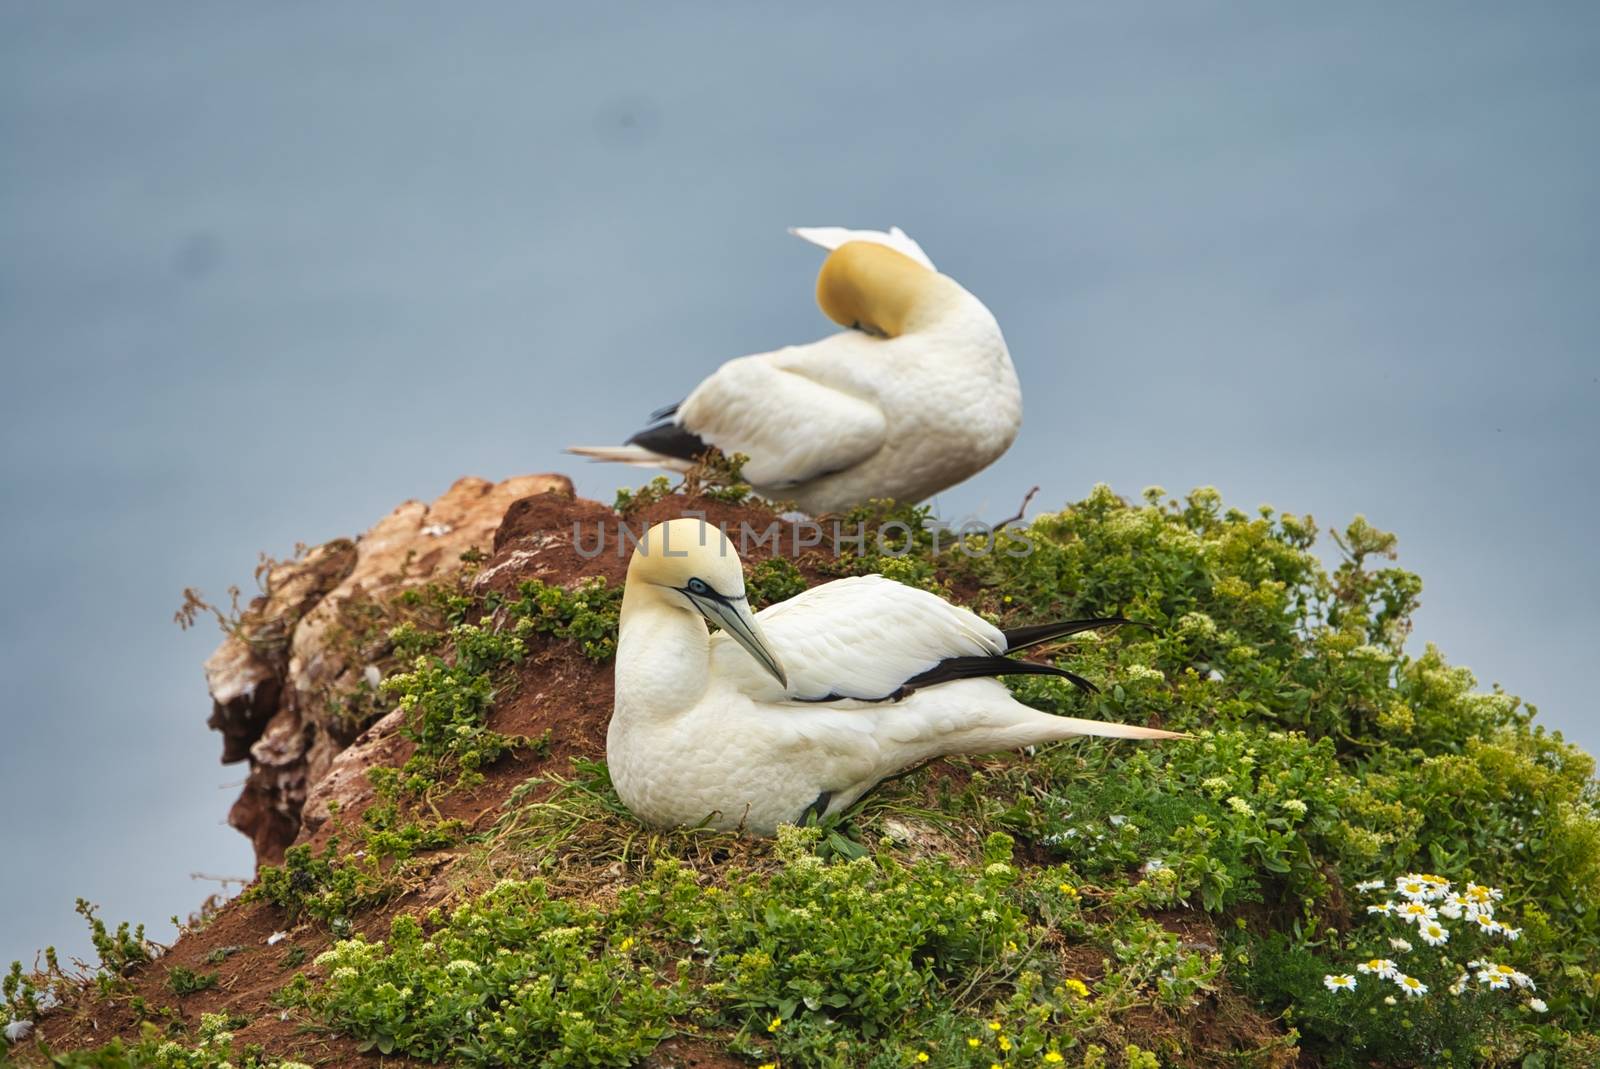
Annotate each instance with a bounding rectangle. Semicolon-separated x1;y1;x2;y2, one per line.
1005;941;1019;953
916;1055;930;1064
758;1064;775;1069
988;1021;1002;1032
1045;1054;1065;1065
1064;978;1090;998
768;1017;783;1033
618;936;634;952
999;1036;1012;1051
968;1038;982;1048
1058;882;1079;897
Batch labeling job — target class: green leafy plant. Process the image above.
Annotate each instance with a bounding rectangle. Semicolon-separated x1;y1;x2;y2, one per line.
165;967;218;998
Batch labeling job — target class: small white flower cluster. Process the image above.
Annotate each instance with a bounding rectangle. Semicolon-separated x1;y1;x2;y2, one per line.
1323;875;1541;1012
1324;957;1429;998
1469;959;1535;992
1362;874;1521;943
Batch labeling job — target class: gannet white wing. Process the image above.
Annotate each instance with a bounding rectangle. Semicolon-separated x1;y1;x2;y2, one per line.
710;575;1004;702
788;225;936;271
676;346;888;488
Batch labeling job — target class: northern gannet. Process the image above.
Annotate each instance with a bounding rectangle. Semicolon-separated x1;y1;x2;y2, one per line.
606;519;1183;835
569;227;1022;515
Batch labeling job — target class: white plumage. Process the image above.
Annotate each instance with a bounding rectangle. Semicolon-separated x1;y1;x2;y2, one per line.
569;226;1021;515
606;519;1184;835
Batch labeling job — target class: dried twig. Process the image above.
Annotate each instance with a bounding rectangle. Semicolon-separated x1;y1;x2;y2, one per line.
993;485;1041;531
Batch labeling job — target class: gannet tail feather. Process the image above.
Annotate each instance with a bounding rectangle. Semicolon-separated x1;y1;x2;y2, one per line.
902;655;1100;695
1001;617;1144;652
565;444;696;472
625;421;711;464
1046;716;1188;741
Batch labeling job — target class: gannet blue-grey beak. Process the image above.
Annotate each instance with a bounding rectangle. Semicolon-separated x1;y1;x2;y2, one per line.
682;581;788;688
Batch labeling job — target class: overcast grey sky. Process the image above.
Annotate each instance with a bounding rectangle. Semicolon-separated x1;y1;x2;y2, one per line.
2;2;1596;969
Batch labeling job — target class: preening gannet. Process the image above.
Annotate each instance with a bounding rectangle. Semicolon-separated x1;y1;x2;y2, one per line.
606;519;1183;835
569;227;1022;515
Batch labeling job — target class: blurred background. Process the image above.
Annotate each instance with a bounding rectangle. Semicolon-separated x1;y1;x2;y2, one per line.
2;2;1596;969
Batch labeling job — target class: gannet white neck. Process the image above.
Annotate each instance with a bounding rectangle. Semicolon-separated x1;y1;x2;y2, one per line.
814;240;966;338
615;519;786;722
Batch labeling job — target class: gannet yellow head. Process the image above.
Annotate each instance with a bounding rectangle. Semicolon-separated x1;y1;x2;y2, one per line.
625;518;788;686
815;240;959;338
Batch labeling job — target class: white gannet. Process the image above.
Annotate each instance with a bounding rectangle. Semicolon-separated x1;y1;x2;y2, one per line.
569;226;1022;515
606;519;1183;835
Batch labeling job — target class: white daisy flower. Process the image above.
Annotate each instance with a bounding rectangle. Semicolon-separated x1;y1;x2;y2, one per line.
5;1020;34;1044
1501;925;1522;941
1395;974;1428;997
1354;879;1387;893
1528;997;1548;1013
1511;971;1535;990
1477;966;1512;990
1395;876;1430;901
1440;894;1469;920
1397;901;1439;924
1470;913;1502;935
1418;921;1450;947
1449;973;1469;996
1357;958;1400;979
1323;973;1358;993
1367;902;1396;916
1389;937;1414;953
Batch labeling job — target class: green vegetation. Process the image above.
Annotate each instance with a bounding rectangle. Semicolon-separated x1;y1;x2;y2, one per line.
29;1013;312;1068
611;452;753;513
286;829;1213;1067
745;556;809;609
498;577;624;662
9;483;1598;1068
163;969;216;998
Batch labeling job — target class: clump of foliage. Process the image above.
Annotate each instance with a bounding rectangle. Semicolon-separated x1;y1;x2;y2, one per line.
287;881;685;1066
500;577;623;661
241;768;467;932
164;967;218;998
678;449;754;505
382;619;527;789
612;476;676;515
36;1013;314;1068
744;556;808;609
241;840;388;932
611;452;754;515
74;900;155;996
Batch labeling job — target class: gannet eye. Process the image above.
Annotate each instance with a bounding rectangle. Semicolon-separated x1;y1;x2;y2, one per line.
686;577;711;596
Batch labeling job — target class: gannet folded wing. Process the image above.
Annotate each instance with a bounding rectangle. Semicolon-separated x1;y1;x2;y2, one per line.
710;575;1003;702
670;351;889;488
